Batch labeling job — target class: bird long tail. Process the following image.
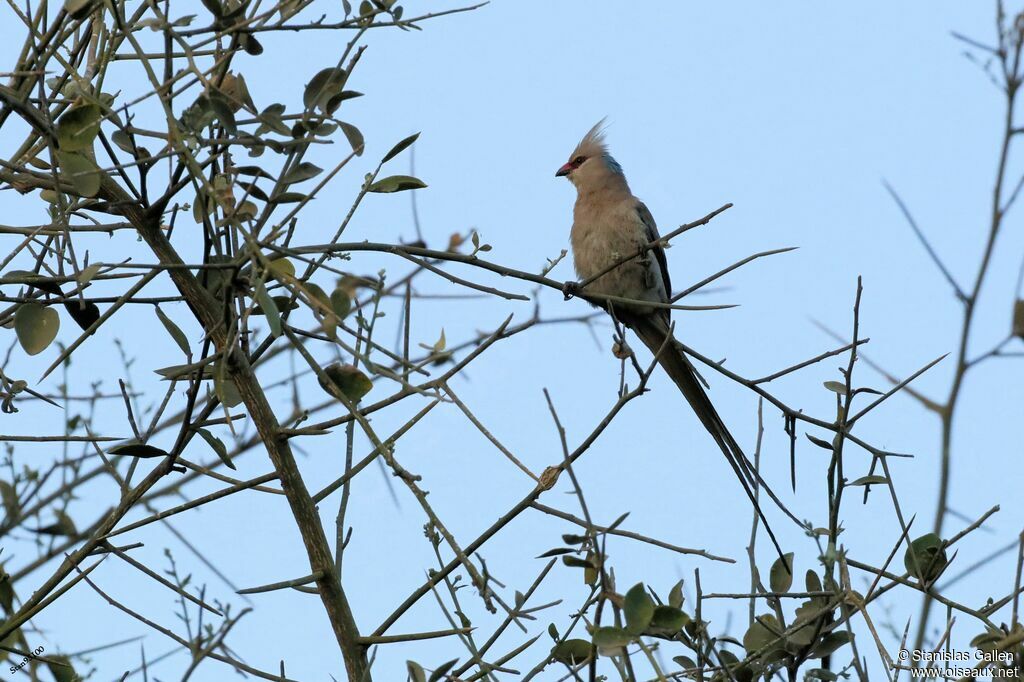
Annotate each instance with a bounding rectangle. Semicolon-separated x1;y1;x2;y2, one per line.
621;312;797;563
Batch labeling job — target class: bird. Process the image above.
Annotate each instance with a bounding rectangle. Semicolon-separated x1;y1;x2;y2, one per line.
556;120;794;561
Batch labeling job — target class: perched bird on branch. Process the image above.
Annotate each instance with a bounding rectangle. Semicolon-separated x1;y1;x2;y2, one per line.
556;120;794;561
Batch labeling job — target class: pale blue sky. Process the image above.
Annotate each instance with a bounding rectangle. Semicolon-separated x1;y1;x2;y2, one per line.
3;1;1024;680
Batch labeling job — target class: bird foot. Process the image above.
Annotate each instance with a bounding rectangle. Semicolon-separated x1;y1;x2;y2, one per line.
562;280;581;300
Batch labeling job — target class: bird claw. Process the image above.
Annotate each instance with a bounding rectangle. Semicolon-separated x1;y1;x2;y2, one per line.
562;280;581;300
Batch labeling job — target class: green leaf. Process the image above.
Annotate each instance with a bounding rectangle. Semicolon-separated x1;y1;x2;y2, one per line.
267;258;295;280
318;362;372;403
649;605;688;632
668;579;684;609
14;303;59;356
0;481;20;519
214;364;243;408
382;132;420;163
108;442;169;459
155;306;191;357
550;639;593;665
903;533;948;582
427;659;458;682
812;631;853;658
848;475;888;487
330;287;352;320
64;0;95;18
805;669;839;682
673;656;696;670
339;121;364;155
269;191;308;204
593;622;630;651
77;263;102;285
406;661;426;682
823;380;847;394
46;655;79;682
368;175;427;193
304;67;346;111
805;570;823;594
623;582;654;635
281;162;322;185
769;552;794;593
253;283;281;337
592;625;631;650
56;150;101;197
57;104;102;152
196;428;235;470
743;614;784;656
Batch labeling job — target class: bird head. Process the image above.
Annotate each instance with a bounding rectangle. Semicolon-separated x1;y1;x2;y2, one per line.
555;119;625;189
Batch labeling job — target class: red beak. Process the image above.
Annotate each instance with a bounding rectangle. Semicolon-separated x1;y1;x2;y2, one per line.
555;162;573;177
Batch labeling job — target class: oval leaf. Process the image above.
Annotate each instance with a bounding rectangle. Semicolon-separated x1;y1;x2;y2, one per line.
623;582;654;635
318;362;372;403
155;306;191;357
382;132;420;163
769;552;794;593
108;442;169;459
367;175;427;193
15;303;59;355
281;162;322;185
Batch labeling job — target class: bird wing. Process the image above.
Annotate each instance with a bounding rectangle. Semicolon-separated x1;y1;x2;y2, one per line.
636;201;671;303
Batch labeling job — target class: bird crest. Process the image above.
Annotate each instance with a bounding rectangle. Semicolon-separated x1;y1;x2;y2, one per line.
571;118;609;160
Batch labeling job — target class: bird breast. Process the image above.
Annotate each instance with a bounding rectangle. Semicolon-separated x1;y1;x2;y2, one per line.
570;202;667;312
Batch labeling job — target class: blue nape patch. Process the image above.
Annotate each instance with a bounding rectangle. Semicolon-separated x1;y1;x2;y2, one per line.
603;154;624;175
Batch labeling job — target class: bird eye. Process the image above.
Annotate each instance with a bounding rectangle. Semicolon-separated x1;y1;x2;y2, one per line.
573;156;586;166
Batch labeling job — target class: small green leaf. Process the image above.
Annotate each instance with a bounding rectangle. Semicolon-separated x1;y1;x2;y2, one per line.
281;162;322;185
382;132;420;163
196;428;235;470
330;287;352;320
15;303;60;355
673;656;696;670
904;533;948;582
77;263;102;285
367;175;427;193
550;639;593;665
668;579;684;609
649;605;688;632
806;669;839;682
805;570;823;594
155;306;191;357
304;68;346;111
253;283;281;337
64;0;95;18
108;442;169;458
406;660;426;682
623;582;654;635
592;625;631;650
769;552;794;593
56;150;101;197
812;631;853;658
318;362;372;403
823;380;847;394
57;104;102;152
427;659;458;682
267;258;295;280
743;614;784;656
47;654;80;682
214;364;243;408
0;481;20;519
339;121;364;155
848;475;888;487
